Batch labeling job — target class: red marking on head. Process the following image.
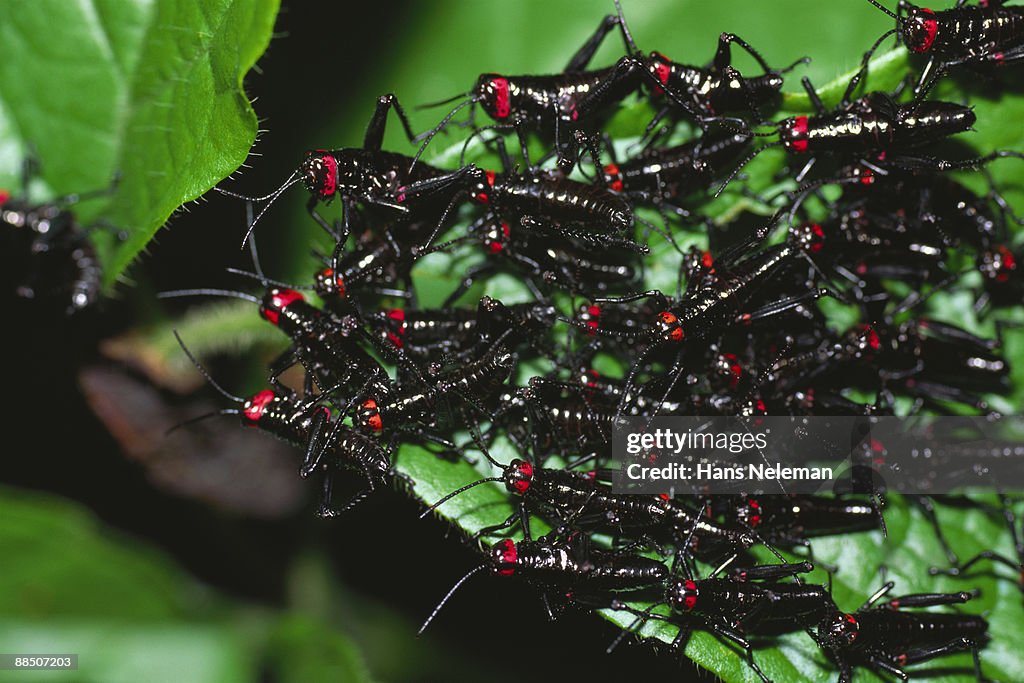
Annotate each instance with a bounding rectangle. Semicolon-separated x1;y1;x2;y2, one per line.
474;170;497;204
586;470;597;481
657;311;684;342
259;288;305;326
745;497;762;527
658;493;670;501
604;164;624;192
921;13;938;51
810;223;825;252
845;613;859;641
909;8;938;53
507;459;534;494
243;389;276;425
997;245;1017;281
863;326;881;351
870;438;885;453
650;53;672;95
361;399;383;433
495;539;517;575
0;189;8;206
383;310;406;344
683;579;698;611
859;168;875;185
701;251;714;270
994;51;1006;65
655;59;671;85
786;116;809;153
486;221;510;253
320;154;338;198
491;77;511;119
318;268;347;298
723;353;742;386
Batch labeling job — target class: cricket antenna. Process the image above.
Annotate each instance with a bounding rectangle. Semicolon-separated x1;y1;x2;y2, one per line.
172;330;244;403
165;408;240;435
157;289;261;304
246;207;268;280
418;565;487;635
419;477;505;518
231;169;303;248
417;90;474;110
864;0;899;20
226;268;312;291
714;141;781;198
411;98;478;171
606;600;667;653
216;168;300;203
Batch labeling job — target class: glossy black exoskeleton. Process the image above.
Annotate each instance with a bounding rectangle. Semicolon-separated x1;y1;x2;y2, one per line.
1;176;106;313
418;530;668;632
417;2;796;172
171;332;392;517
611;562;833;683
220;93;483;246
866;0;1024;92
816;581;988;682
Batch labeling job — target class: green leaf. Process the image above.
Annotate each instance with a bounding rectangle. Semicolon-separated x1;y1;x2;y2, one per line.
0;621;253;683
0;487;254;683
0;0;280;289
266;614;376;683
0;488;399;683
0;486;218;620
